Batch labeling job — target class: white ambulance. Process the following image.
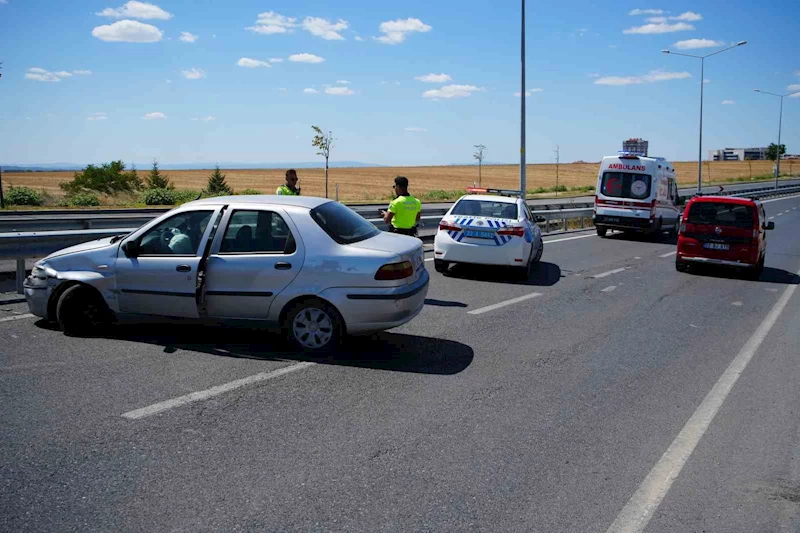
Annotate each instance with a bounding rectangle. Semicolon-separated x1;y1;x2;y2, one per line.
592;152;681;237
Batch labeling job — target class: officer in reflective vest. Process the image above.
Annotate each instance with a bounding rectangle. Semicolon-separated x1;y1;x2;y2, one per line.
276;169;300;196
381;176;422;236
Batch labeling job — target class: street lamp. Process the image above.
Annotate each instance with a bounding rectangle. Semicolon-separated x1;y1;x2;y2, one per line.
754;89;800;189
662;41;747;194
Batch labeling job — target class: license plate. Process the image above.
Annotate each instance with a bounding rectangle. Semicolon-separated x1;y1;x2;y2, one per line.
464;230;492;239
703;243;729;250
606;218;620;223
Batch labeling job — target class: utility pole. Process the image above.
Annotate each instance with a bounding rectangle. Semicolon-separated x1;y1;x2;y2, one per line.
0;166;4;209
554;145;560;197
519;0;526;199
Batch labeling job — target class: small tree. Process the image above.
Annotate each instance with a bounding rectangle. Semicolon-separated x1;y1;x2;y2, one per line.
60;160;141;195
205;165;232;195
145;159;171;189
312;125;334;198
473;144;486;187
765;143;786;161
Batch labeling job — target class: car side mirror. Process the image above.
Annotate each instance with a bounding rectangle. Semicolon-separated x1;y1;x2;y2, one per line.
765;221;775;230
122;240;141;257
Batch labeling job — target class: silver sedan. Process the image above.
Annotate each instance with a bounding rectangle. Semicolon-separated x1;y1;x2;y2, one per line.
24;196;429;351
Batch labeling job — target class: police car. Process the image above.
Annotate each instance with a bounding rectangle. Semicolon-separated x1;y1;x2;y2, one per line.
433;188;544;277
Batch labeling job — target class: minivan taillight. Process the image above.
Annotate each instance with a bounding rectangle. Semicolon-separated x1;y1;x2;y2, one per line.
680;223;686;234
497;226;525;237
375;261;414;280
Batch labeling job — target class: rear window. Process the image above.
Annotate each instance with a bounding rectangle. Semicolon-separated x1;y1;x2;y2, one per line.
601;172;652;200
310;201;380;245
451;200;519;219
687;202;754;229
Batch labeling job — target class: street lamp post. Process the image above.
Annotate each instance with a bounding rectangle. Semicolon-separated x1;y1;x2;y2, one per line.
754;89;799;189
662;41;747;195
519;0;526;200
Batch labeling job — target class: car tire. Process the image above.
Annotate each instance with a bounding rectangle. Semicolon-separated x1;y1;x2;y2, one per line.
596;227;608;237
532;237;544;263
56;284;111;336
675;258;689;273
434;259;449;274
285;299;343;352
747;256;765;281
517;249;535;280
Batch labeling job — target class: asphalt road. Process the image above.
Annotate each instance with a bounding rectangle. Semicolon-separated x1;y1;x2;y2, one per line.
2;194;800;532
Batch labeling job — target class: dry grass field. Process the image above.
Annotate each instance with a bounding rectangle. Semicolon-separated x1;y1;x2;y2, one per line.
3;159;793;205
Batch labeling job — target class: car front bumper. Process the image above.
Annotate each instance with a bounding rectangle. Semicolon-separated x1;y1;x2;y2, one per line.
23;277;52;319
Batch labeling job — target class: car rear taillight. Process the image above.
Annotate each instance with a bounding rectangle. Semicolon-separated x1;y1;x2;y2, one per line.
439;222;462;232
497;226;525;237
375;261;414;280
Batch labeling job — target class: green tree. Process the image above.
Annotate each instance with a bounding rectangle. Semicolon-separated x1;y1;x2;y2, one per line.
145;159;172;189
205;165;233;195
60;160;141;195
765;143;786;161
312;125;334;198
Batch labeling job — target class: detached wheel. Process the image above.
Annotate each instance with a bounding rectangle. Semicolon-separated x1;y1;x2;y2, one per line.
675;258;689;273
56;284;111;336
596;227;608;237
434;259;449;273
285;299;343;352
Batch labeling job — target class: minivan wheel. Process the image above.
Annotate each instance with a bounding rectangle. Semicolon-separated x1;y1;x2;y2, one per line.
596;227;608;237
747;256;765;281
56;284;110;336
285;299;342;351
675;258;689;273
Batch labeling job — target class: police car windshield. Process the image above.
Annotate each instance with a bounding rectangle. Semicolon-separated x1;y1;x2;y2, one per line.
601;172;652;200
310;201;380;245
451;200;518;220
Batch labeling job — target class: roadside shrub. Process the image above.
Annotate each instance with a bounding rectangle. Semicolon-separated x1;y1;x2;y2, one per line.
238;188;263;195
422;189;465;201
532;187;547;194
7;186;45;206
60;160;141;195
67;192;101;207
173;189;203;204
550;185;569;193
140;188;176;205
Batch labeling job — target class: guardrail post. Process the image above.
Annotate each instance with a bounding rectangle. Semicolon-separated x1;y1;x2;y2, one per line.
563;217;568;232
580;217;585;229
16;258;25;294
545;219;550;233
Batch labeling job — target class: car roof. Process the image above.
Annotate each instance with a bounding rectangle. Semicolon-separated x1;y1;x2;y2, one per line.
456;194;519;203
184;194;332;209
687;195;759;206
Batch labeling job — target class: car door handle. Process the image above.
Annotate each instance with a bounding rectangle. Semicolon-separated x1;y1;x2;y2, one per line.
176;265;192;272
275;262;292;270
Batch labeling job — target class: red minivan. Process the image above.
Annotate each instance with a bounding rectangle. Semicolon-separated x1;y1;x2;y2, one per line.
676;196;774;279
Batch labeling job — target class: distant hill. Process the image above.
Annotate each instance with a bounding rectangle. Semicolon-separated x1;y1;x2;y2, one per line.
2;161;383;172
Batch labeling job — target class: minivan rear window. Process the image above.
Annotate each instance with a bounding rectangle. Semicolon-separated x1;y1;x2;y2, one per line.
310;201;380;245
601;172;652;200
687;202;754;229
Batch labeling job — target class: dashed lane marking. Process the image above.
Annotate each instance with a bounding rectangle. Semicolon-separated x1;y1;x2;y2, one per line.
468;292;543;315
0;314;35;323
660;251;677;258
601;286;617;293
591;267;627;279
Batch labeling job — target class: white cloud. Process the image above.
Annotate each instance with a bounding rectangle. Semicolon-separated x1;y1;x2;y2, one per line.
179;32;198;43
237;57;272;68
289;53;325;64
303;88;318;94
721;100;735;105
515;88;544;97
25;67;75;82
302;16;348;40
87;112;108;121
405;127;427;132
92;20;163;42
325;86;355;96
628;9;664;15
96;1;172;20
646;17;667;23
192;116;216;121
247;11;297;35
143;112;165;120
336;80;350;84
588;73;601;78
623;22;694;34
182;68;206;80
376;18;431;45
704;79;711;84
269;58;283;63
355;35;365;41
415;73;452;83
789;92;800;99
671;11;702;21
73;70;92;76
674;38;725;50
594;69;691;86
787;84;800;92
422;84;481;99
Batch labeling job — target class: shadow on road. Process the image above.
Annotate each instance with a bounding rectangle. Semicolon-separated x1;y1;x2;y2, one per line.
445;261;562;287
424;298;468;308
58;322;475;375
684;265;800;284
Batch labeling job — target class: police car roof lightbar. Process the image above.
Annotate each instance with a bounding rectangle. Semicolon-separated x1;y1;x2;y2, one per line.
466;187;522;197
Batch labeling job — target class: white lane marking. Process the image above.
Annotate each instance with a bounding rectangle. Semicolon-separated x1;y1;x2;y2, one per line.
121;362;316;420
634;257;642;260
769;217;775;220
606;270;800;533
0;313;35;323
543;232;597;244
601;285;617;293
468;292;542;315
731;301;743;307
660;251;677;258
778;213;784;216
425;257;434;262
592;267;626;279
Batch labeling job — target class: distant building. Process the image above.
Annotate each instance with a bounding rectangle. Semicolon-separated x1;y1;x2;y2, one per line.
708;147;768;161
622;138;649;156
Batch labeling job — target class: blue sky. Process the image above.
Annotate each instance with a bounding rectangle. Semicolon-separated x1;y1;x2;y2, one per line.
1;0;798;166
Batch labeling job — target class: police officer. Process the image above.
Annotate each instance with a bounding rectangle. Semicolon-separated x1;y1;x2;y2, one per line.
381;176;422;236
276;169;300;195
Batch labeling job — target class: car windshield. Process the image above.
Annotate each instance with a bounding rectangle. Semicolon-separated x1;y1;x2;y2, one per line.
687;202;754;228
310;201;380;245
451;200;518;219
601;172;652;200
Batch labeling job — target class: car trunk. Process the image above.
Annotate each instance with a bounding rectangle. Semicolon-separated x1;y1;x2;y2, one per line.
349;232;425;285
683;202;757;263
446;216;519;246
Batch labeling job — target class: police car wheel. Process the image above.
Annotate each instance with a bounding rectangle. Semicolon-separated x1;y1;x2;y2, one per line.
434;259;449;273
596;227;608;237
533;238;544;263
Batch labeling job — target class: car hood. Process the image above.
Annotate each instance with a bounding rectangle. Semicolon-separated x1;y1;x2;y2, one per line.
46;236;118;259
